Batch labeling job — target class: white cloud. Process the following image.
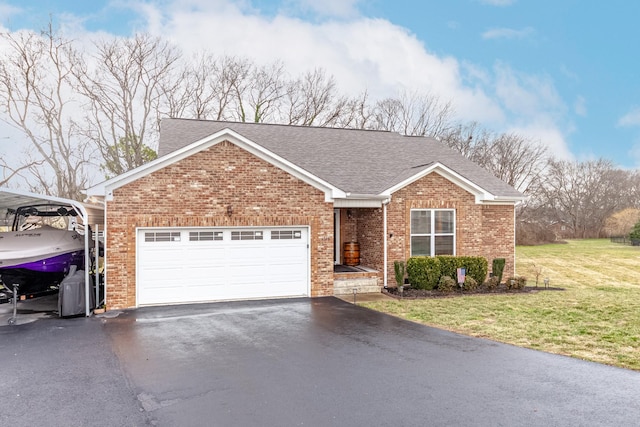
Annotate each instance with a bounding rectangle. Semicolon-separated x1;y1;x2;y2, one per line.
617;107;640;127
0;0;577;180
477;0;516;6
0;2;21;23
135;0;508;125
574;96;587;116
482;26;534;40
492;63;572;160
284;0;362;18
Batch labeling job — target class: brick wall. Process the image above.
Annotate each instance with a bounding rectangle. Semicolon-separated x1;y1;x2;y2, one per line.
355;208;385;281
384;172;515;285
105;140;334;309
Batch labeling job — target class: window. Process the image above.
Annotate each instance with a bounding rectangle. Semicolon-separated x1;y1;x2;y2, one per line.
189;231;223;241
231;230;263;240
145;231;181;242
410;209;455;256
271;230;302;240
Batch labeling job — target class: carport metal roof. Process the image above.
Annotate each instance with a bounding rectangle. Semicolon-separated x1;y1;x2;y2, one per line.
0;187;104;317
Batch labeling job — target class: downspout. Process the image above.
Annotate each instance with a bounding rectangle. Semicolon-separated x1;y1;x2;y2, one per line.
383;198;391;288
102;200;108;310
513;205;517;276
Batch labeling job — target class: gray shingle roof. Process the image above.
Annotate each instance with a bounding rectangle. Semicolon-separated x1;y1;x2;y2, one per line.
159;118;523;199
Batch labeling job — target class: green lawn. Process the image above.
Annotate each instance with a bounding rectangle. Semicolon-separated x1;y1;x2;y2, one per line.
362;239;640;370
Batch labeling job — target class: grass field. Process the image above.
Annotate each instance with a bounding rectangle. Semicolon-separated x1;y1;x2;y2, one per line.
362;239;640;370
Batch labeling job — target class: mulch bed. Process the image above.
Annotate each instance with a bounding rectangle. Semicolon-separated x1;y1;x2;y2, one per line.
383;285;565;299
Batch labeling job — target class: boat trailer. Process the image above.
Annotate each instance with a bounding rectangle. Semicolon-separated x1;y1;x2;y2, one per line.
6;284;18;325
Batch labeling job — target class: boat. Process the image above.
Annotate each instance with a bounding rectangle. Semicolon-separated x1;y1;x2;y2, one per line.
0;204;85;296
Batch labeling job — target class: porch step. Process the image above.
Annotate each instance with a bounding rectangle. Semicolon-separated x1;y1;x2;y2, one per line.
333;276;381;296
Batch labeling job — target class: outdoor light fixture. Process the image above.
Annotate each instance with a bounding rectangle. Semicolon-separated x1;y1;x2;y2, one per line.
347;209;353;219
226;205;233;217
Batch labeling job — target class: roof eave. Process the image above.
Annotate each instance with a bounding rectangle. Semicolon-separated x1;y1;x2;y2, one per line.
85;128;344;203
381;162;522;204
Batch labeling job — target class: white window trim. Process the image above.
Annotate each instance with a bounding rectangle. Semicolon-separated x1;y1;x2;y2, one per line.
410;209;456;257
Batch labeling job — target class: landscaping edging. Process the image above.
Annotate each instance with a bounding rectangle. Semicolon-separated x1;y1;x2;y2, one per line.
382;285;565;300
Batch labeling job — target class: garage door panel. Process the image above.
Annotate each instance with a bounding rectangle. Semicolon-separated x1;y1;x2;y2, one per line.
137;227;308;305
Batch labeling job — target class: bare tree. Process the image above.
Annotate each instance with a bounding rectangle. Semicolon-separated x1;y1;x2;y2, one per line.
284;68;348;127
159;55;252;122
604;208;640;237
371;90;453;138
540;159;628;238
440;123;548;194
0;26;91;199
230;61;287;123
484;133;548;193
334;91;374;129
439;122;492;164
74;33;181;177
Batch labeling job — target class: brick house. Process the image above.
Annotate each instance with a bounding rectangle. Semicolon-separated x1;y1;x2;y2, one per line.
86;119;523;309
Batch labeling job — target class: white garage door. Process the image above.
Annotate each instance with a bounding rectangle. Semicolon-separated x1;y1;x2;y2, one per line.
137;227;309;306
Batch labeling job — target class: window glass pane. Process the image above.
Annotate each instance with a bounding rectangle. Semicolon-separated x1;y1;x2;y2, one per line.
434;236;454;255
411;236;431;256
231;230;263;240
411;210;431;234
435;211;454;234
145;231;180;242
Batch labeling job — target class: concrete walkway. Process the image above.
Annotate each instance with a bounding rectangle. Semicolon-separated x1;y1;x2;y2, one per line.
336;290;395;304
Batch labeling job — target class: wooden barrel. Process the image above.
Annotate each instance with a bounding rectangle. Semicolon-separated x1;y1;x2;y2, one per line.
343;242;360;266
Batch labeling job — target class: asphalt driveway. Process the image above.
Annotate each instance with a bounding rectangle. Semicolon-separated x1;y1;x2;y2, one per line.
2;297;640;426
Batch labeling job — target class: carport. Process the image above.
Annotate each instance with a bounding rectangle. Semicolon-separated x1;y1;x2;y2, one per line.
0;187;104;317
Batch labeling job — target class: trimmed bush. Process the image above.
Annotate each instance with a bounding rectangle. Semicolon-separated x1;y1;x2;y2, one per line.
393;260;406;287
457;256;489;285
407;257;441;290
436;255;458;280
492;258;506;284
506;276;527;290
463;276;478;292
436;255;488;285
484;275;500;291
437;275;456;293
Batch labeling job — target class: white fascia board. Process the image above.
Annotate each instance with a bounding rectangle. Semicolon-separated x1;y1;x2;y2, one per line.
85;128;344;202
332;193;390;208
381;162;495;204
334;199;383;208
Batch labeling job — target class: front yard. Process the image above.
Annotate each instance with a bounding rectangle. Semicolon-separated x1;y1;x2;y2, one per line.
363;239;640;370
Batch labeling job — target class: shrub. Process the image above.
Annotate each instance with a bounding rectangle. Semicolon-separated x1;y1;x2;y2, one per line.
484;275;500;290
458;256;488;285
492;258;506;284
407;257;441;290
436;255;488;285
463;276;478;292
436;255;458;279
506;276;527;290
437;275;456;293
630;219;640;242
394;260;406;288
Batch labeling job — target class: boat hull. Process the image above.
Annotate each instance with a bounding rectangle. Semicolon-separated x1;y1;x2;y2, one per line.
0;226;85;295
3;251;84;273
0;268;66;296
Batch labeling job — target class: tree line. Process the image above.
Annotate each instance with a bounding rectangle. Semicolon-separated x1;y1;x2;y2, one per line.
1;27;638;242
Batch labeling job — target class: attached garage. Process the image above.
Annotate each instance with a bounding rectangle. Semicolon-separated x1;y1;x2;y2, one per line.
137;227;309;305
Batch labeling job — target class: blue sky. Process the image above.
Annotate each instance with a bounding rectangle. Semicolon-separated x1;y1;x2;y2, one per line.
1;0;640;169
